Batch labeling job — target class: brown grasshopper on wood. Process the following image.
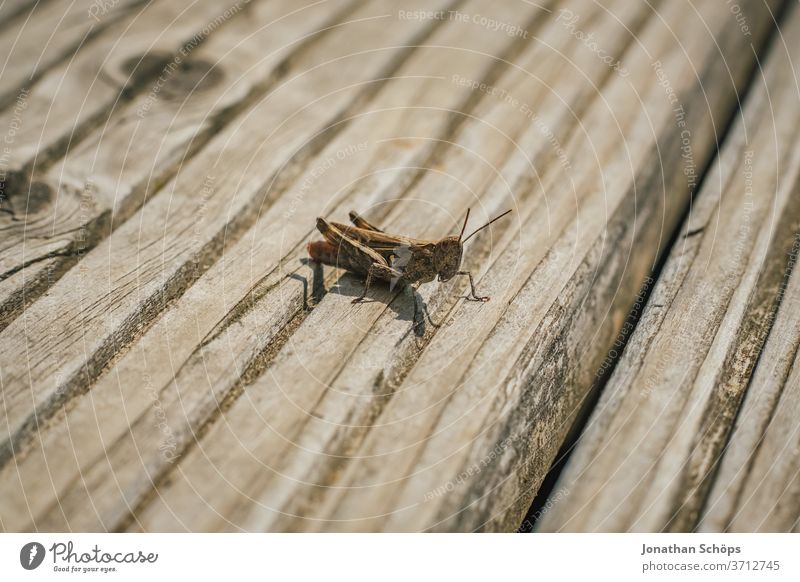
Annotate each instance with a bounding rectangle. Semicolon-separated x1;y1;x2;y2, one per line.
307;208;512;304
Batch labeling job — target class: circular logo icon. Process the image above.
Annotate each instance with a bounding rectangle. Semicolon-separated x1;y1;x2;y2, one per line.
20;542;45;570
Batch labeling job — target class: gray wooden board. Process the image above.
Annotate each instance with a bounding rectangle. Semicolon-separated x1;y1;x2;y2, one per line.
134;0;782;531
0;0;463;529
0;0;146;109
0;0;276;329
0;0;795;532
537;0;800;533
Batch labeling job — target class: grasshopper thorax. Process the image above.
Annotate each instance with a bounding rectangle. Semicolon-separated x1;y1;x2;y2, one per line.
434;236;463;282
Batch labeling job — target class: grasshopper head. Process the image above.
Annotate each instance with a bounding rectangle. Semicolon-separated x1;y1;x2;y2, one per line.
434;236;463;282
435;207;512;282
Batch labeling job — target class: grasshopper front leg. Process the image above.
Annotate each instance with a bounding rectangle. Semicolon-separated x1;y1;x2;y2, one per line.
456;271;490;302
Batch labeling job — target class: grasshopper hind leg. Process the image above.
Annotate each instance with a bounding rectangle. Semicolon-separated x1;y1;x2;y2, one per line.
348;210;384;232
313;216;404;304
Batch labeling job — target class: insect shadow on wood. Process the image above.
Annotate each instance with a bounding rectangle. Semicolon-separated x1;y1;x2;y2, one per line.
306;208;512;316
296;257;326;308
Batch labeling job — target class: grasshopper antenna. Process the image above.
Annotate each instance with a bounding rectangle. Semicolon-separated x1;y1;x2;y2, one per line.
461;209;512;244
458;208;471;242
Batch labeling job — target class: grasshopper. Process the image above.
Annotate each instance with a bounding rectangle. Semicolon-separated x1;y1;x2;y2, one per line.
307;208;512;304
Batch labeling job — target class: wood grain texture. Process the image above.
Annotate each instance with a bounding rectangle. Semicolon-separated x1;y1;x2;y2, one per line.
134;0;780;531
142;0;652;532
0;0;795;533
0;0;266;328
696;8;800;534
537;1;800;533
0;0;145;109
0;0;351;328
308;0;783;533
0;0;545;532
0;0;462;529
0;0;154;178
701;258;800;532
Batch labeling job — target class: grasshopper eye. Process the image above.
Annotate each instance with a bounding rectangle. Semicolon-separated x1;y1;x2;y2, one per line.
437;257;459;282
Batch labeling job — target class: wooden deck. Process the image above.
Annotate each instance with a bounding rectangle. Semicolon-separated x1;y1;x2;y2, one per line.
1;0;799;532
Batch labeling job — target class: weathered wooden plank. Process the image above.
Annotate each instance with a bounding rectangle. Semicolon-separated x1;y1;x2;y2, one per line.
537;2;799;533
0;0;462;530
701;263;800;532
699;224;800;529
0;0;361;331
131;0;569;527
0;0;229;176
696;10;800;532
231;0;658;534
126;0;758;532
2;0;544;533
0;0;145;109
323;0;781;532
0;0;265;329
2;0;789;535
303;0;783;533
